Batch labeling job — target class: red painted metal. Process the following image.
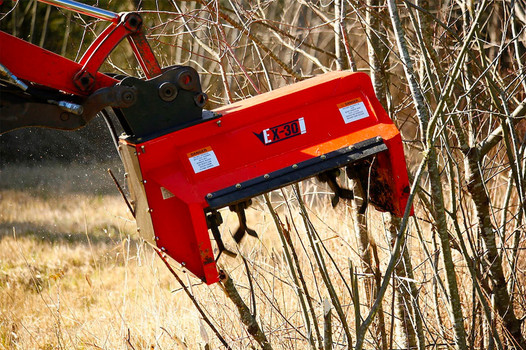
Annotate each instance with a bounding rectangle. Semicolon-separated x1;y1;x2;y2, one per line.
0;31;117;96
78;22;119;66
75;12;161;90
75;24;131;91
123;71;411;284
0;10;160;97
127;32;162;79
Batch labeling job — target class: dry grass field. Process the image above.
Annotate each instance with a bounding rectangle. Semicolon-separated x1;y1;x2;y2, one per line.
0;162;416;350
0;163;209;349
0;162;364;349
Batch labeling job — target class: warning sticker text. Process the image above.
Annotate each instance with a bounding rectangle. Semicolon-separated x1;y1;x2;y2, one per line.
187;146;220;173
338;98;369;124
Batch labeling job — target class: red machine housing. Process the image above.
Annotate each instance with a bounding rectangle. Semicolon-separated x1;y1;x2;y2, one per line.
121;71;411;284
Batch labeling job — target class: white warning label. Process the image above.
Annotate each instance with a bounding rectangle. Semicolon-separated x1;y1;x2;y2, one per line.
187;146;219;174
338;98;370;124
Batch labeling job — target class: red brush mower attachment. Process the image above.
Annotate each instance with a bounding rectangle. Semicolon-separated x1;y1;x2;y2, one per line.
0;0;411;284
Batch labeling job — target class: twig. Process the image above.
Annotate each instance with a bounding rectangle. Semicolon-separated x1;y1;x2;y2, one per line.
107;168;135;218
125;329;136;350
219;270;273;350
265;192;319;349
323;298;332;350
150;243;231;349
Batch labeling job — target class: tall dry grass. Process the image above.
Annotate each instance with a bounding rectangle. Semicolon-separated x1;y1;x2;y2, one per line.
0;164;395;349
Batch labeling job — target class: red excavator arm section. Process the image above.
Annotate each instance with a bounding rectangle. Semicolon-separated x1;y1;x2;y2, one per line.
0;31;118;96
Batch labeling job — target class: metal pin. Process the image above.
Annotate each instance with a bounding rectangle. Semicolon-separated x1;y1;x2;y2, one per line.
235;183;242;189
143;180;147;184
207;193;213;199
292;164;298;169
216;120;222;127
264;174;270;179
48;100;84;115
155;236;159;241
141;145;146;153
0;63;28;91
348;145;355;151
321;155;326;160
376;136;382;142
161;247;166;251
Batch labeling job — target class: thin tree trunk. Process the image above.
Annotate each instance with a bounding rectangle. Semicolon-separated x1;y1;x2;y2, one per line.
220;271;273;350
386;0;468;348
349;177;388;350
389;215;425;350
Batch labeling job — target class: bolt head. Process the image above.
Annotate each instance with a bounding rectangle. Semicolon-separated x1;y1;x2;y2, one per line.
161;247;166;251
320;154;326;160
73;71;95;91
121;91;136;105
348;145;355;151
264;174;270;179
158;82;178;102
235;183;242;189
292;164;298;169
143;180;147;184
376;136;383;142
207;193;213;199
155;236;159;241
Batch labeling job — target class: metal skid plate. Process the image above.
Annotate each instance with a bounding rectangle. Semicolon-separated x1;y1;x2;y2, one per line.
122;71;411;284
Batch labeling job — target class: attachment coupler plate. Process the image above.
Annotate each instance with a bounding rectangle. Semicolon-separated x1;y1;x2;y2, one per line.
120;71;411;284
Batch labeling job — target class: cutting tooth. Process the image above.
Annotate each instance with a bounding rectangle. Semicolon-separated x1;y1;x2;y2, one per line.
346;164;369;214
317;168;354;207
206;211;237;260
229;199;258;243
